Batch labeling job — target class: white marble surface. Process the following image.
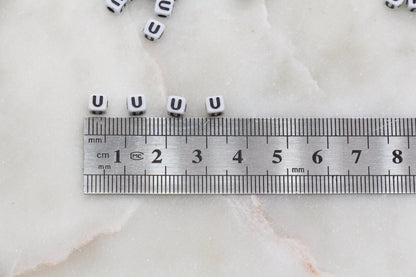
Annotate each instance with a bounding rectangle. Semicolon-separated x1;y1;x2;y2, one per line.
1;0;416;276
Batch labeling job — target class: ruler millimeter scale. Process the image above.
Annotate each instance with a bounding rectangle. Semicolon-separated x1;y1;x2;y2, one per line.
84;117;416;194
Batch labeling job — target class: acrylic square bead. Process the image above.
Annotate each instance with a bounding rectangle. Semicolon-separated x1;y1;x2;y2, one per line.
206;96;225;116
385;0;405;9
407;0;416;11
127;95;146;115
155;0;174;17
167;96;186;117
106;0;128;14
143;19;165;41
89;94;108;115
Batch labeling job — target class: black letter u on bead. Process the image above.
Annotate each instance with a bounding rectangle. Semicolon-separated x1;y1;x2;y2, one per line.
111;0;121;6
131;97;143;108
92;95;104;107
159;1;172;11
209;97;221;109
170;99;182;110
148;22;161;34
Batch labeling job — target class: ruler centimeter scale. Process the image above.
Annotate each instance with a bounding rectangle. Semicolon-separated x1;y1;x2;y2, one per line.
84;117;416;194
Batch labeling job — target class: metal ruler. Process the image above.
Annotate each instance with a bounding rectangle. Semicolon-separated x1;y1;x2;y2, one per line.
83;117;416;194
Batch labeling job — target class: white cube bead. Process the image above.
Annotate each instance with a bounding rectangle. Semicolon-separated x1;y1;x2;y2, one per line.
106;0;128;14
143;19;165;41
89;94;108;115
167;96;186;117
155;0;174;17
206;96;225;116
127;94;146;115
407;0;416;11
385;0;404;9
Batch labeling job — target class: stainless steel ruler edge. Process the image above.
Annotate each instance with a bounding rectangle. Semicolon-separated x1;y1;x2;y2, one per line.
83;117;416;195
